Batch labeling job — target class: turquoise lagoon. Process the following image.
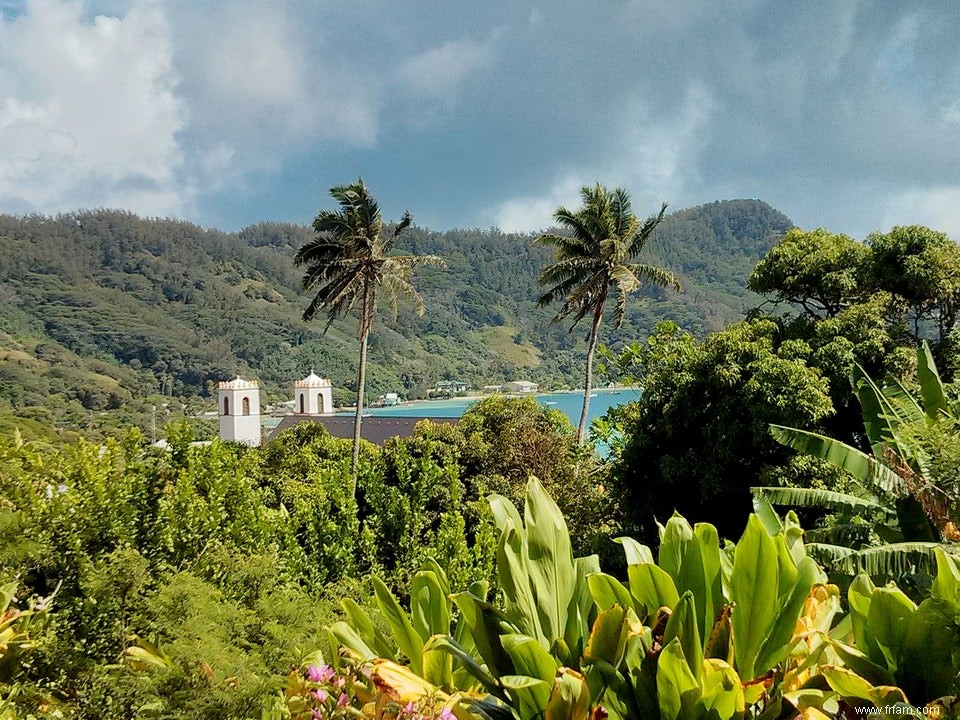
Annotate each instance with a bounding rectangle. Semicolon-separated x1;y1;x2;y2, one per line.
359;387;638;427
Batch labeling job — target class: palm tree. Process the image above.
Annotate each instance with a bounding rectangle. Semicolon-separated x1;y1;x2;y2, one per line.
537;183;679;443
295;179;442;497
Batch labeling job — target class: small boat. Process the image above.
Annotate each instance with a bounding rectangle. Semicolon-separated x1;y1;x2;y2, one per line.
544;401;558;406
590;393;598;398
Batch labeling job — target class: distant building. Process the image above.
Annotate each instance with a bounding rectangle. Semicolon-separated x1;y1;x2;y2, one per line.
376;392;400;406
293;372;333;415
218;376;261;446
435;380;468;394
504;380;538;394
482;384;503;394
271;415;458;444
216;373;459;447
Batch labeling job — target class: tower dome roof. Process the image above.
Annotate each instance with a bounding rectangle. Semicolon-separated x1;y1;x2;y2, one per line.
294;372;331;388
218;376;259;390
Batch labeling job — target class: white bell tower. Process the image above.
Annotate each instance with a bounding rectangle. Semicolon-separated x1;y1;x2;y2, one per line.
218;376;261;446
294;372;334;415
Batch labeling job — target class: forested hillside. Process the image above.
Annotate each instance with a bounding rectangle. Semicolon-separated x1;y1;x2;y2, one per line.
0;200;790;434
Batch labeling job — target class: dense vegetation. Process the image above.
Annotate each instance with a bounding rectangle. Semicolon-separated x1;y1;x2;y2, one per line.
0;200;789;439
0;398;601;718
2;190;959;718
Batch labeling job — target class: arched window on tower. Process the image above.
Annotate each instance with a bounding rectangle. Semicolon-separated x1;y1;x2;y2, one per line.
223;396;230;415
242;397;250;415
299;394;305;414
318;392;325;413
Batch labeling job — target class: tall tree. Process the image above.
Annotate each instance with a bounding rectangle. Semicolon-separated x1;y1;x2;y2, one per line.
537;183;679;443
295;179;442;496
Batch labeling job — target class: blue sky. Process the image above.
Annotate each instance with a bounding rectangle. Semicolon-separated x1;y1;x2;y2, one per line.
1;1;958;239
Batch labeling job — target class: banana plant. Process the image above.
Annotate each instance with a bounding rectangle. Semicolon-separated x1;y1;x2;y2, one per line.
752;341;960;577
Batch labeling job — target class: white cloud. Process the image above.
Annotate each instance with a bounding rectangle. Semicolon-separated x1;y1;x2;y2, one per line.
491;175;585;233
488;82;714;233
397;34;497;98
882;186;960;241
0;0;187;216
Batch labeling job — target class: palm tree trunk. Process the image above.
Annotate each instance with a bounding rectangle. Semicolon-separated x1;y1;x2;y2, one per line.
577;307;603;444
351;284;371;500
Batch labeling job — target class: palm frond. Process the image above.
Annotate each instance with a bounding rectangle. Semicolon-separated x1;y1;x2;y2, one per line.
833;542;945;576
626;203;668;258
769;425;906;496
630;263;681;291
750;486;890;515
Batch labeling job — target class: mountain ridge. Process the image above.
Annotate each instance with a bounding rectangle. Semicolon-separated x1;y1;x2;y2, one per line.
0;199;791;435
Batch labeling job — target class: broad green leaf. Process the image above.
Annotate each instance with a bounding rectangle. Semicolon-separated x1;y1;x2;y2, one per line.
421;633;454;690
545;668;591;720
340;597;395;659
822;665;908;707
502;633;559;683
822;638;896;688
917;340;948;420
657;638;700;720
659;512;694;583
664;591;702;679
489;493;523;535
729;514;778;680
931;547;960;603
327;621;376;660
583;604;630;669
615;536;655;565
676;523;722;646
563;554;601;664
523;477;576;645
451;591;515;678
411;570;452;640
751;495;783;536
587;572;635;612
899;599;960;703
373;576;423;670
756;556;821;675
698;659;745;719
627;563;680;623
867;586;915;670
501;674;552;720
496;525;543;643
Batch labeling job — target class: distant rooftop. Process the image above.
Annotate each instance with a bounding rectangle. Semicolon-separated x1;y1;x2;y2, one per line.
218;376;259;390
294;371;332;388
271;415;459;444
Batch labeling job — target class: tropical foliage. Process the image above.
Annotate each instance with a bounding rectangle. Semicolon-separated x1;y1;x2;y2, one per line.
0;200;788;440
321;478;960;719
537;184;678;442
295;179;443;489
752;341;960;577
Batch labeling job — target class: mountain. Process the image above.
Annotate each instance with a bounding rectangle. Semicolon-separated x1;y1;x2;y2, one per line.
0;200;791;435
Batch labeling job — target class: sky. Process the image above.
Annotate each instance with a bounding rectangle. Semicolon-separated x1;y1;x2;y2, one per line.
1;0;958;239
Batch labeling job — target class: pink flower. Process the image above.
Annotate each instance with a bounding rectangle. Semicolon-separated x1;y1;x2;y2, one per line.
311;710;324;720
401;701;417;717
337;692;349;708
306;664;336;683
311;689;328;703
438;709;456;720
